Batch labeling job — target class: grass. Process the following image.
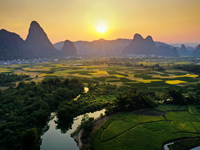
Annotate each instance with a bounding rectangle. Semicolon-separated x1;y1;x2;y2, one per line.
92;127;104;139
191;122;200;133
101;120;139;141
94;139;130;150
93;77;107;82
68;70;92;75
106;79;121;83
142;121;176;132
38;74;58;77
102;120;113;129
171;121;197;133
188;105;200;115
155;104;188;111
125;114;164;123
120;78;134;83
164;111;198;122
0;68;14;73
116;126;160;150
110;112;129;120
92;107;200;150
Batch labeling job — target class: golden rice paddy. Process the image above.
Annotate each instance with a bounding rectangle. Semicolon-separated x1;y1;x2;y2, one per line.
22;67;52;71
53;64;70;68
165;80;188;85
15;72;29;76
89;71;109;75
111;74;125;78
137;79;163;83
38;74;58;77
172;74;198;78
76;66;88;69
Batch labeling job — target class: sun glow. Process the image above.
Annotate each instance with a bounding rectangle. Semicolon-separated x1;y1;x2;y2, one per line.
96;24;107;34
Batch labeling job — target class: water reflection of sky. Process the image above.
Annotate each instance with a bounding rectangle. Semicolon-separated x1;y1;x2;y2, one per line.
40;109;105;150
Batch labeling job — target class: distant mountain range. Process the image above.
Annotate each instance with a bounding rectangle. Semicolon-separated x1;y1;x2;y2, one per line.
122;34;179;57
54;38;131;56
0;20;200;59
55;37;200;57
54;35;179;57
171;43;199;48
192;45;200;56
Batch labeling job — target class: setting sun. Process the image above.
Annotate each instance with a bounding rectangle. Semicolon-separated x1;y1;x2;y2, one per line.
96;24;107;34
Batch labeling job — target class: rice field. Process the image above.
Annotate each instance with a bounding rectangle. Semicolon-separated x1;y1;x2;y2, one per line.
165;80;188;85
137;79;163;83
0;68;14;73
89;71;109;75
92;105;200;150
0;59;199;93
173;74;199;78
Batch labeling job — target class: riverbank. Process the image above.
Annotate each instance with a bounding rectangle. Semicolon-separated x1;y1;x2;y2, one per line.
75;109;161;149
71;109;107;149
73;112;118;149
163;137;200;150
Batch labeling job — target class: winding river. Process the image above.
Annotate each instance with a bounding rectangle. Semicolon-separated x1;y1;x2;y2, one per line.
40;87;105;150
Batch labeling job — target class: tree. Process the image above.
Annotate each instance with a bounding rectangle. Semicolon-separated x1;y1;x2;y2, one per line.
114;93;128;111
164;88;185;105
19;128;41;150
112;89;156;112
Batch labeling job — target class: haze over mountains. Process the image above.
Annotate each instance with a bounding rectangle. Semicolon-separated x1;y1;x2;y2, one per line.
54;35;180;57
54;39;131;56
122;34;179;57
60;40;77;56
192;45;200;56
0;20;200;59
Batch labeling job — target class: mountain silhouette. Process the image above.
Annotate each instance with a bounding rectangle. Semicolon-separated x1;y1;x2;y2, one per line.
157;46;179;57
25;21;58;57
54;39;131;56
122;34;179;57
60;40;77;57
177;44;191;56
54;39;177;57
0;21;197;59
123;34;159;55
0;29;32;59
192;44;200;56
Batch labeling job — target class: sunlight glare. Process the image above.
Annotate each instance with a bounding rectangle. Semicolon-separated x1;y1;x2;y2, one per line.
96;24;107;34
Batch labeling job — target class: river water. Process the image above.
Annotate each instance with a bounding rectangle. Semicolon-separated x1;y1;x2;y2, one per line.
40;109;105;150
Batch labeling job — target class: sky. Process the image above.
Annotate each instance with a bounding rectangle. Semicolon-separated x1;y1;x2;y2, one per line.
0;0;200;44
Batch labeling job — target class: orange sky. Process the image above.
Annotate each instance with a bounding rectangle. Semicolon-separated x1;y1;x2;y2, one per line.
0;0;200;44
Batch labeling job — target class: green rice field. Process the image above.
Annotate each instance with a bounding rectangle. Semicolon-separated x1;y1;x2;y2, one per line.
92;105;200;150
